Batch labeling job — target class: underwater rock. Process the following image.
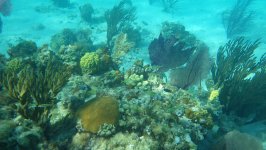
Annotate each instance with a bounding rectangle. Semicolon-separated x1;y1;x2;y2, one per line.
212;130;263;150
78;96;119;133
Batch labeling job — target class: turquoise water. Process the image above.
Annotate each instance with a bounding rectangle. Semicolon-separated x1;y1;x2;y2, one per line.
0;0;266;149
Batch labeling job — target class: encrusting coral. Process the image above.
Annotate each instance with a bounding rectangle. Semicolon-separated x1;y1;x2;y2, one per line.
78;96;119;133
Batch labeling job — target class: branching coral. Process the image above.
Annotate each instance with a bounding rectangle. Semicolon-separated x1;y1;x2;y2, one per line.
1;54;71;126
222;0;255;38
211;37;266;119
105;0;136;46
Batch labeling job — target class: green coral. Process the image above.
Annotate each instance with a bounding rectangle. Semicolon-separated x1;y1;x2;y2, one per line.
80;52;100;75
0;54;72;126
80;50;113;75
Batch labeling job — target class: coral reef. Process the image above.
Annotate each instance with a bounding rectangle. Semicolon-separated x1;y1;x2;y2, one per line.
222;0;255;38
78;96;119;133
119;88;213;149
7;40;37;58
89;132;158;150
211;37;266;120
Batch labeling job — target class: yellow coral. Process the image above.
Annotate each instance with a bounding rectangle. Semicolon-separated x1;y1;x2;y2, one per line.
78;96;119;133
208;89;219;101
80;52;100;74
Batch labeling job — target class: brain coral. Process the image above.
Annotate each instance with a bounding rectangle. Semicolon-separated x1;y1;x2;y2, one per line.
78;96;119;133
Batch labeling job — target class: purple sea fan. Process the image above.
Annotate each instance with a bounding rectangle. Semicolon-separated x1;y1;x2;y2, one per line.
170;44;211;89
